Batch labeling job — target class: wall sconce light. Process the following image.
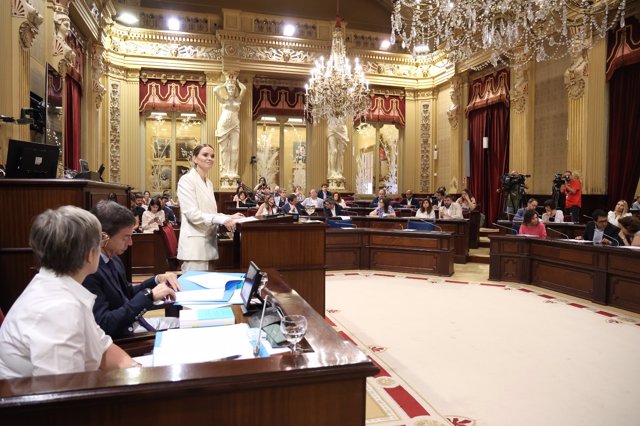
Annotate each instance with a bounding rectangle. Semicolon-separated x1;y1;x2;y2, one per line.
433;145;438;160
482;136;489;149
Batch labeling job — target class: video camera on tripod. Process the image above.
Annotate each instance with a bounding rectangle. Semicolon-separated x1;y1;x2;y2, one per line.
500;173;527;193
552;173;566;190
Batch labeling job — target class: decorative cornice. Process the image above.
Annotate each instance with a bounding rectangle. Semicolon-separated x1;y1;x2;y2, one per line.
105;63;128;78
565;49;588;100
511;68;528;113
14;0;44;50
253;77;306;88
110;37;222;60
140;70;207;86
369;87;406;97
242;46;318;64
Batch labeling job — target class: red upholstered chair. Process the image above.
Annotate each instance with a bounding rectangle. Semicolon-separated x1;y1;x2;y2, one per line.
160;223;181;271
0;308;4;327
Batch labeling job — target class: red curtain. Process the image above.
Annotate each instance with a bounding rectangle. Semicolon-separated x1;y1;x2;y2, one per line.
252;85;305;119
466;70;510;225
361;94;406;127
64;76;82;171
139;79;207;116
606;61;640;206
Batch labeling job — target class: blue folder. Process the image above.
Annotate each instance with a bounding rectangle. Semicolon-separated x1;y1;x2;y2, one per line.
176;271;245;303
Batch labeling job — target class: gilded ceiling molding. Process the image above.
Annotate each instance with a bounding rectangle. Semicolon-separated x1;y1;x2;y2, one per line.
109;81;121;183
447;77;461;129
92;43;105;109
109;24;220;45
369;87;406;97
564;47;588;100
253;77;306;89
140;71;206;86
510;68;528;114
105;63;128;79
242;46;318;64
14;0;44;50
363;61;428;78
110;38;222;60
420;102;432;193
416;89;436;100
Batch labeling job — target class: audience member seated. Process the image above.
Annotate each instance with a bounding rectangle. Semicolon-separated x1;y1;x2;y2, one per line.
415;198;436;219
256;194;281;216
439;195;463;219
160;195;177;224
141;198;165;232
369;197;396;217
323;198;344;217
541;199;564;223
519;209;547;239
294;185;305;202
142;190;152;210
369;188;387;208
333;192;348;208
578;209;624;245
282;193;304;215
0;205;136;378
253;176;269;204
162;190;179;206
400;189;420;208
617;216;640;246
236;190;255;208
433;189;446;210
302;189;323;209
607;200;631;228
272;185;286;207
632;195;640;211
83;201;181;338
131;192;146;231
318;183;332;200
513;198;538;222
456;188;477;211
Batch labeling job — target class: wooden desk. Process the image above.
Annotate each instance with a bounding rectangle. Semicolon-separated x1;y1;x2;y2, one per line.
327;228;455;276
496;220;586;239
0;270;378;425
0;179;129;314
489;235;640;313
349;216;470;263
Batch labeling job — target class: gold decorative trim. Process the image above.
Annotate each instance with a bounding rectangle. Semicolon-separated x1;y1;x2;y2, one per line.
565;49;588;100
253;77;306;88
511;68;528;114
447;77;461;128
109;82;121;183
92;44;106;109
15;0;43;50
140;70;206;86
110;37;222;60
242;46;318;63
420;102;432;193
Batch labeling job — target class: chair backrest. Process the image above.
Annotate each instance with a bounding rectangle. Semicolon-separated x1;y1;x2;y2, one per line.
327;218;354;228
511;222;521;235
0;308;4;327
160;222;178;258
407;220;436;231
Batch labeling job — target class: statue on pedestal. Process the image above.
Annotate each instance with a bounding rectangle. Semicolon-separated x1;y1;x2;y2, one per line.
327;119;349;190
214;73;246;182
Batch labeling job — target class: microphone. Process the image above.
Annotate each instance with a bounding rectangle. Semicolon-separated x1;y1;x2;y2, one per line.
547;226;570;239
583;214;593;221
253;294;270;357
493;222;518;235
602;233;620;246
427;220;443;232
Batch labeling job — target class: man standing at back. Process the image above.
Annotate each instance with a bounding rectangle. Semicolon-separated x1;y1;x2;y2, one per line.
561;170;582;222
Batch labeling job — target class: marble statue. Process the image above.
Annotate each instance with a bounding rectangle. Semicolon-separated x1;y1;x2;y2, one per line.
214;74;246;179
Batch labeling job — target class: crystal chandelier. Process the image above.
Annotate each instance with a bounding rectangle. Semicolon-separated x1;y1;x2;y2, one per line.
390;0;627;67
305;17;370;126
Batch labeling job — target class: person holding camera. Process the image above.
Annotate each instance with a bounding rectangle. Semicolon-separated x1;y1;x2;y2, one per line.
561;170;582;222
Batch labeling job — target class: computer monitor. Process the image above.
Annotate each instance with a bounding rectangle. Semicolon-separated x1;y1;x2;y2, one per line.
5;139;59;179
240;261;263;312
79;158;90;173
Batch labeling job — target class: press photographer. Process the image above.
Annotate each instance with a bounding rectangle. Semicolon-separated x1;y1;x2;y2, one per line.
499;171;528;215
560;170;582;222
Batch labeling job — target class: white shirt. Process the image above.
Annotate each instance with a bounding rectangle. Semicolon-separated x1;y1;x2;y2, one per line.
415;210;436;219
440;202;463;219
0;269;112;378
302;197;323;208
607;210;630;228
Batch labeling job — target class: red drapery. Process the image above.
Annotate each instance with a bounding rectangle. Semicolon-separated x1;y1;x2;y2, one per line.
606;61;640;206
252;85;305;120
606;17;640;81
466;70;510;225
64;76;82;171
362;94;406;127
139;79;207;116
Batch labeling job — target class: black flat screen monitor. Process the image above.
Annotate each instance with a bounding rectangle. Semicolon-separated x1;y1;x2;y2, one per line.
240;261;263;312
5;139;59;179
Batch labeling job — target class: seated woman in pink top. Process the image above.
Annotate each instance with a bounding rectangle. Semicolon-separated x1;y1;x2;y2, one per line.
519;209;547;239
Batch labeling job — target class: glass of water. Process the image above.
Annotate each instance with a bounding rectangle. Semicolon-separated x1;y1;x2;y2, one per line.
280;315;307;353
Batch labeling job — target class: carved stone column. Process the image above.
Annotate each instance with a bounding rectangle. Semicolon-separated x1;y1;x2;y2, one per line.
50;0;73;77
509;65;535;188
447;76;464;194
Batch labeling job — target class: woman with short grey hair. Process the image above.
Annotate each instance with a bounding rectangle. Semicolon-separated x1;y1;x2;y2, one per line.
0;206;135;378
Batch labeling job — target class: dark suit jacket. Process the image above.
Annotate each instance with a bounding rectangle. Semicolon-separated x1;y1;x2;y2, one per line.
400;197;419;208
282;202;304;215
162;206;177;223
83;256;156;338
323;204;344;217
369;197;381;208
318;190;332;200
582;222;624;245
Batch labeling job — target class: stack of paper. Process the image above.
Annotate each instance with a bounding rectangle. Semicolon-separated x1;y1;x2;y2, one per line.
179;306;235;328
175;272;244;305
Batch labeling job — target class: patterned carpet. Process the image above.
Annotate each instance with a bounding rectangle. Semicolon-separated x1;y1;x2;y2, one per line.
326;271;640;426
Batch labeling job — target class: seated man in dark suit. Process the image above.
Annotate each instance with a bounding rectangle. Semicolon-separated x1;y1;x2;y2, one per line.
399;189;419;208
323;198;344;217
282;193;304;215
318;183;332;200
369;188;387;208
580;209;624;245
160;195;177;224
83;200;181;338
513;198;538;222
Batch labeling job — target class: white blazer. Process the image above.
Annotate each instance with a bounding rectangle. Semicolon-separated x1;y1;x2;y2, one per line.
177;168;228;261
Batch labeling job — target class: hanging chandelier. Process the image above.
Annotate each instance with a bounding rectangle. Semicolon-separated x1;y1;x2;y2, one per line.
305;17;370;126
390;0;627;68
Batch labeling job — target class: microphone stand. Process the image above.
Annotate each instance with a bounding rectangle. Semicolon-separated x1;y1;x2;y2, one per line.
602;233;620;247
492;222;519;235
546;226;570;239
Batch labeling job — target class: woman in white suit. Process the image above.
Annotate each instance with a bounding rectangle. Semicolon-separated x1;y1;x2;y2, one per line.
177;144;243;271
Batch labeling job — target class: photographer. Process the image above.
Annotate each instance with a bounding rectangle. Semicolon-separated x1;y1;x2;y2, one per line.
561;170;581;222
499;170;527;215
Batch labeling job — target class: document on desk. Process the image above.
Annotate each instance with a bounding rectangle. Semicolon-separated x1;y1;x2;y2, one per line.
234;216;259;223
187;272;240;289
153;323;255;366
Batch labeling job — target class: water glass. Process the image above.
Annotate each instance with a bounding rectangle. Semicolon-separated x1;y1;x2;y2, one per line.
280;315;307;353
